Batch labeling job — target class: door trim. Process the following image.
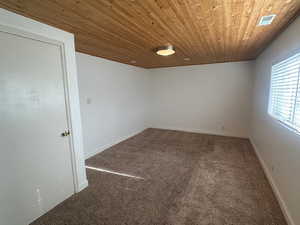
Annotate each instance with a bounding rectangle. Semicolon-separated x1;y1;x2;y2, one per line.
0;8;88;193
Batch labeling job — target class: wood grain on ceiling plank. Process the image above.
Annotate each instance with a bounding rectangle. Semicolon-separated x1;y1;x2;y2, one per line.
0;0;299;68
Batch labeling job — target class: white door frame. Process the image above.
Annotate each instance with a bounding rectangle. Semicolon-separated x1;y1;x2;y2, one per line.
0;8;88;193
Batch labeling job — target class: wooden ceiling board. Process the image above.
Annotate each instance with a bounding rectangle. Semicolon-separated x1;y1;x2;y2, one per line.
0;0;299;68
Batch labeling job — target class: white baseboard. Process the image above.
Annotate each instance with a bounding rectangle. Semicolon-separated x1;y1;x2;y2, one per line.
150;126;248;139
85;128;147;159
77;179;89;192
85;126;247;160
249;137;295;225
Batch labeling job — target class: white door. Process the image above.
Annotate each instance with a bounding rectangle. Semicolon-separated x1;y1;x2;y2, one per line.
0;30;75;225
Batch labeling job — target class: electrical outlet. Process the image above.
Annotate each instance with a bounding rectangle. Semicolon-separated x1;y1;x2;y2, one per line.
86;97;92;104
271;165;275;172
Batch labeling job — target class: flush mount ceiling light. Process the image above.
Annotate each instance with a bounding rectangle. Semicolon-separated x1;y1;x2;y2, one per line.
258;14;276;26
155;45;175;56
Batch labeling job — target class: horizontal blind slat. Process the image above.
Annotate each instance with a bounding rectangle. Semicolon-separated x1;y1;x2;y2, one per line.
273;54;300;68
272;65;300;75
273;60;300;70
273;64;300;74
271;76;299;82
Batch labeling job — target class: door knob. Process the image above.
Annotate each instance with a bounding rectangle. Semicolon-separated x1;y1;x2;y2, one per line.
61;130;70;137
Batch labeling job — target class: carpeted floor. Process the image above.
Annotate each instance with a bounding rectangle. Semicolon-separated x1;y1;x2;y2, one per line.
31;128;287;225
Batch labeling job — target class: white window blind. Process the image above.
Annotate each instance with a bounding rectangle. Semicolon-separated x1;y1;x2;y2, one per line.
269;52;300;133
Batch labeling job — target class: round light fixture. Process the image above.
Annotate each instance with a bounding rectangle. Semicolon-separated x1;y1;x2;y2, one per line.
155;45;175;56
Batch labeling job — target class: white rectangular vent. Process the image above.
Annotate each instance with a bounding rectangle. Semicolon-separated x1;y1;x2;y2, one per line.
258;14;276;26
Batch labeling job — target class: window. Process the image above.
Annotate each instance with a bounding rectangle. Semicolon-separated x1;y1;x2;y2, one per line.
269;52;300;133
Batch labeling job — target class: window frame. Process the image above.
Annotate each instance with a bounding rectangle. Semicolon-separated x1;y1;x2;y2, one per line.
268;50;300;135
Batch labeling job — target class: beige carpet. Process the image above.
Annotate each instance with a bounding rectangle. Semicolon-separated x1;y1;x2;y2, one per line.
31;128;287;225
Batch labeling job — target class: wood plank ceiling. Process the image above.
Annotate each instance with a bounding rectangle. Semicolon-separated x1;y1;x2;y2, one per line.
0;0;299;68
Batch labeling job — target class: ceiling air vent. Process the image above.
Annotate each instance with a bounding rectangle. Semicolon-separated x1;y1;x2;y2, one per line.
258;15;276;26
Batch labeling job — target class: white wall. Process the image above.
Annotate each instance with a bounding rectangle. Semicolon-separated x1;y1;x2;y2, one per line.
250;17;300;225
76;53;150;159
149;62;254;138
